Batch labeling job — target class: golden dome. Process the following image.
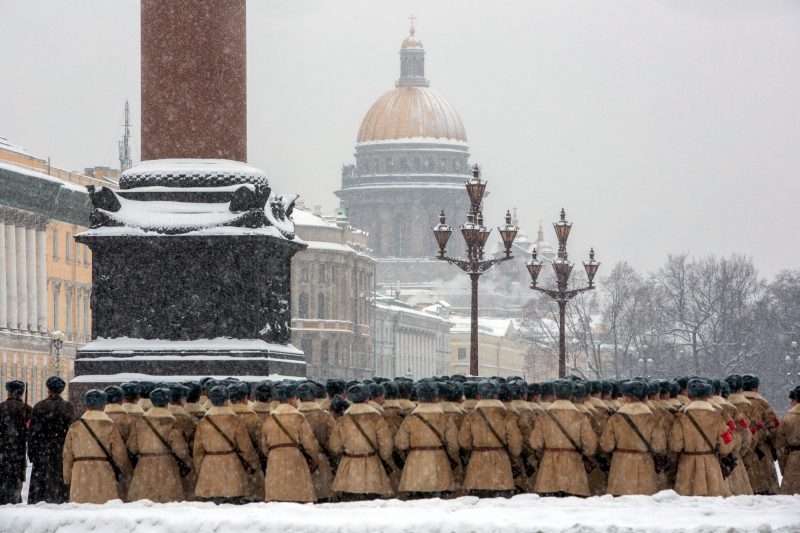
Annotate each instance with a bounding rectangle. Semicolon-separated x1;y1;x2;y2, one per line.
357;86;467;144
402;34;423;49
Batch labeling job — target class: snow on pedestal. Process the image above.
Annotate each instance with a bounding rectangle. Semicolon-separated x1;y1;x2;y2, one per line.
71;159;308;403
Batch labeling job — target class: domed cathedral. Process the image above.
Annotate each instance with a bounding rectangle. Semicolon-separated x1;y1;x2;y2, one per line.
336;21;472;288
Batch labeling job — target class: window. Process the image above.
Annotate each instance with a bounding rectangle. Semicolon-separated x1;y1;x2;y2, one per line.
298;293;309;319
321;339;329;366
76;292;81;334
386;158;394;172
413;157;421;171
65;287;72;332
399;157;409;172
52;231;59;258
83;293;89;334
318;264;325;283
458;347;467;360
301;338;313;363
317;293;325;320
301;266;309;282
52;287;59;330
83;245;89;265
439;159;447;173
65;232;72;261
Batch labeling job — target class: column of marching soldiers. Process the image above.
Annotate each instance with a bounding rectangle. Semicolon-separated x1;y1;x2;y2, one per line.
1;372;799;505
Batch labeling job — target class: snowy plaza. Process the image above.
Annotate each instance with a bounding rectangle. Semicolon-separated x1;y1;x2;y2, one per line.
2;493;799;533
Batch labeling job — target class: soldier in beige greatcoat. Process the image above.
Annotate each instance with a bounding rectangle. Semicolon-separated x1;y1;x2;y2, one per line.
529;380;597;497
63;390;133;504
192;386;260;503
458;380;522;497
669;379;735;497
296;382;336;502
127;388;192;503
261;383;320;503
600;381;666;496
329;383;395;500
775;385;800;494
394;381;459;498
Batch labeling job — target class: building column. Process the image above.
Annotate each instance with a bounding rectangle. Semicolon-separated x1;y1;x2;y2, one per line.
36;231;47;332
26;228;37;331
5;225;16;330
15;226;28;330
0;222;6;329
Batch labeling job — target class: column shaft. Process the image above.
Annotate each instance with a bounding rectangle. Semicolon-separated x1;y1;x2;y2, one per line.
0;222;6;328
6;226;18;329
26;228;37;331
36;231;47;331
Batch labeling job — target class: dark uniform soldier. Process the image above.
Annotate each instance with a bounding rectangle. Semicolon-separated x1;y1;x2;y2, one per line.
0;380;32;504
27;376;75;504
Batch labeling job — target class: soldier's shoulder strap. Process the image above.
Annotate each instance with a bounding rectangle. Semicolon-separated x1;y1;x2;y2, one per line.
142;416;191;475
684;410;716;453
205;415;256;474
543;409;593;463
618;412;654;454
412;412;446;447
347;413;379;454
475;407;512;457
79;419;122;482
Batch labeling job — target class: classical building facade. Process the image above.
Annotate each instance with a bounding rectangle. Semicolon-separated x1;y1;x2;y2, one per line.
373;295;451;379
336;23;472;288
0;137;118;403
290;205;375;380
448;317;555;380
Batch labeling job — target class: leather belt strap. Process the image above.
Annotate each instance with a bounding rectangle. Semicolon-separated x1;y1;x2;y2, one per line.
546;447;579;453
788;445;800;452
472;446;503;452
345;451;376;458
682;451;714;456
205;450;235;456
615;448;648;454
74;456;107;462
269;443;298;451
410;446;444;452
139;451;171;457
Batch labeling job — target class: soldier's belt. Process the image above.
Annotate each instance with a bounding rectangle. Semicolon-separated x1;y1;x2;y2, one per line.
788;445;800;452
409;446;445;452
139;452;171;457
73;456;108;462
205;450;235;456
682;451;714;456
472;446;503;452
344;451;377;458
545;447;579;453
269;443;298;451
614;448;648;454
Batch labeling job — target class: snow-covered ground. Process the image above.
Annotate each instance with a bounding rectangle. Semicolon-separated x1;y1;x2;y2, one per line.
2;492;798;533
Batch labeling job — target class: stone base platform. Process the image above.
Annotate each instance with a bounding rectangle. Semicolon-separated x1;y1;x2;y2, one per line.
69;337;306;406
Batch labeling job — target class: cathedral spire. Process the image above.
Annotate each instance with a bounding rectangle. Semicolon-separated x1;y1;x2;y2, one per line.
397;16;429;88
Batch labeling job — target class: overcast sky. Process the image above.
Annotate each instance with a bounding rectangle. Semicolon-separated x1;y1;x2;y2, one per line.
1;1;798;278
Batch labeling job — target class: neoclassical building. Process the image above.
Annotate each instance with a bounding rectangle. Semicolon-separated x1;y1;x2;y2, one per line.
290;205;375;380
0;137;118;403
336;23;472;287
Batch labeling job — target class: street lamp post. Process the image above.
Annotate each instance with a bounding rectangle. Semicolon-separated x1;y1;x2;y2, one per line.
785;341;799;385
526;209;599;378
432;164;518;376
49;330;66;378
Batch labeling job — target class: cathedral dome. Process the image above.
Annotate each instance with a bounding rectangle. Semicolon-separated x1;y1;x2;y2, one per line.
357;86;467;144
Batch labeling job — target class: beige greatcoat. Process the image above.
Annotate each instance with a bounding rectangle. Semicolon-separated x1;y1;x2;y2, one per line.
193;406;260;499
669;400;735;496
329;402;394;496
530;400;597;496
394;403;459;493
775;404;800;494
297;401;336;500
742;391;780;494
458;399;522;492
63;410;133;504
231;403;266;500
127;407;192;502
260;403;319;502
184;402;206;422
599;402;665;495
717;396;753;496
